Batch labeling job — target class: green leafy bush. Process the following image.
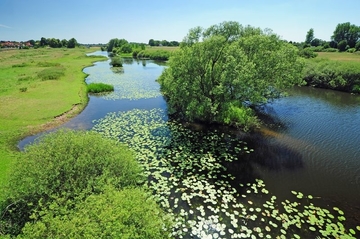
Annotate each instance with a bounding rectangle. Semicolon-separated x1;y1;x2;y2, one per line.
37;66;65;80
303;59;360;92
109;56;123;67
18;187;171;239
12;63;28;68
87;82;114;93
0;130;144;236
137;49;171;60
298;48;318;58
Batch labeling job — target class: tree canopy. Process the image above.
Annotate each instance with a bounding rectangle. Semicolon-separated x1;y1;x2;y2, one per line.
158;21;305;129
0;130;170;237
331;22;360;48
305;28;314;44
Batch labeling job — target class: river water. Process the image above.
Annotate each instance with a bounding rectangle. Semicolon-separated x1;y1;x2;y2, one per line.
18;51;360;238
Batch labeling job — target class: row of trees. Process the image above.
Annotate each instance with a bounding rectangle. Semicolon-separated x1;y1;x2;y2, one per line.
303;22;360;52
39;37;79;48
148;39;179;47
105;38;145;54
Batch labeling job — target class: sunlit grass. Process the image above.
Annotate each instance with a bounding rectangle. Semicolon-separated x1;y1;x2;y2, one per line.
317;52;360;62
0;47;105;191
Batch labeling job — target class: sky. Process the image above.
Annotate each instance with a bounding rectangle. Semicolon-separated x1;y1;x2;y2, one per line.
0;0;359;44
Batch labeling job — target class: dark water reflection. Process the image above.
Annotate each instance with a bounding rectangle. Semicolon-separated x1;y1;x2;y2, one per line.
18;52;360;231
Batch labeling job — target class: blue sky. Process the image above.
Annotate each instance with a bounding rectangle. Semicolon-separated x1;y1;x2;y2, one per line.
0;0;359;44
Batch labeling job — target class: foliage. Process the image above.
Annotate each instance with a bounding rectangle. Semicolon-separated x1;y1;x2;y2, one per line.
355;41;360;51
67;38;78;48
298;48;318;58
337;40;348;52
109;56;123;67
305;28;314;44
18;187;170;239
136;49;171;60
0;130;144;236
107;38;128;52
87;82;114;93
0;47;104;197
332;22;360;48
148;39;179;46
37;66;65;80
303;58;360;92
158;21;305;129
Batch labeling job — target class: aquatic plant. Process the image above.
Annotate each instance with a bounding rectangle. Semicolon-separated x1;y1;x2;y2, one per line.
92;108;359;238
87;82;114;93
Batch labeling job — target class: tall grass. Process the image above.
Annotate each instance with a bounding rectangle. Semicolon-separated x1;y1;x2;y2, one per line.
87;82;114;93
37;66;65;80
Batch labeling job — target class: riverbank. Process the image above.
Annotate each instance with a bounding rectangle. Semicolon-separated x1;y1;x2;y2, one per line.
303;52;360;93
0;47;106;190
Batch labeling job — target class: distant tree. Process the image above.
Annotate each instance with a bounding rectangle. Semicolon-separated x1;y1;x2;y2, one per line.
61;39;68;47
332;22;360;48
28;39;35;46
310;38;321;47
107;38;128;52
329;40;338;49
161;40;169;46
49;38;61;48
337;40;348;52
356;41;360;51
305;28;314;44
40;37;48;46
67;38;78;48
120;43;132;53
170;41;180;46
148;39;155;46
154;40;160;46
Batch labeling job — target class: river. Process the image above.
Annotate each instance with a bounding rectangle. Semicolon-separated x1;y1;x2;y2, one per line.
18;51;360;238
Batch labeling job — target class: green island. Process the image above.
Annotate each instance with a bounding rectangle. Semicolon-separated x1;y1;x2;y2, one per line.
1;20;360;238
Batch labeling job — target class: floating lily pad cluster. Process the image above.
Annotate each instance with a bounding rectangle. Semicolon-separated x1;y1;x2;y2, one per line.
92;109;359;239
84;60;163;100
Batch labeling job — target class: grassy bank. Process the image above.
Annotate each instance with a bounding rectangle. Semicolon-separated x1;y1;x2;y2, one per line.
304;52;360;93
0;47;106;191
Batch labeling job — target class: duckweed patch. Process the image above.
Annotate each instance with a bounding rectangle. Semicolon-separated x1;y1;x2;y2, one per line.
92;108;358;238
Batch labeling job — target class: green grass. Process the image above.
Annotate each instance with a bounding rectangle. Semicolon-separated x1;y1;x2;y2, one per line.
317;52;360;62
0;47;106;195
87;82;114;93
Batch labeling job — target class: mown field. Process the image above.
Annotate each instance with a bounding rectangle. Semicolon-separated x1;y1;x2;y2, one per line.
317;51;360;62
0;47;105;191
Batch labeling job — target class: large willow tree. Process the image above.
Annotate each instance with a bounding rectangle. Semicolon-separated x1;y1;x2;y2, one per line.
158;21;305;130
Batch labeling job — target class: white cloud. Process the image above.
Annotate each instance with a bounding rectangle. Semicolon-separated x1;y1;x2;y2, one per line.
0;24;11;29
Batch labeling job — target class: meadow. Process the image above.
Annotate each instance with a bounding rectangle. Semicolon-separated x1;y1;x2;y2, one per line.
0;47;105;190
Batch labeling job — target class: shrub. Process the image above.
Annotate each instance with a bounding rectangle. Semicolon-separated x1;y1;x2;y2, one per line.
356;41;360;51
347;48;356;53
18;187;171;239
87;82;114;93
37;66;65;80
36;62;61;67
0;130;144;236
337;40;348;52
19;87;27;92
298;48;318;58
12;63;28;68
322;48;338;52
137;49;171;61
303;59;360;92
109;56;123;67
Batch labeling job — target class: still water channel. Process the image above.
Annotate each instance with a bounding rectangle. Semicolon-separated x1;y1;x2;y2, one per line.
19;51;360;238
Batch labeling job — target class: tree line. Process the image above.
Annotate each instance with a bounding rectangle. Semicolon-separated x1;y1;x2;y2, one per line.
298;22;360;53
148;39;179;47
38;37;79;48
